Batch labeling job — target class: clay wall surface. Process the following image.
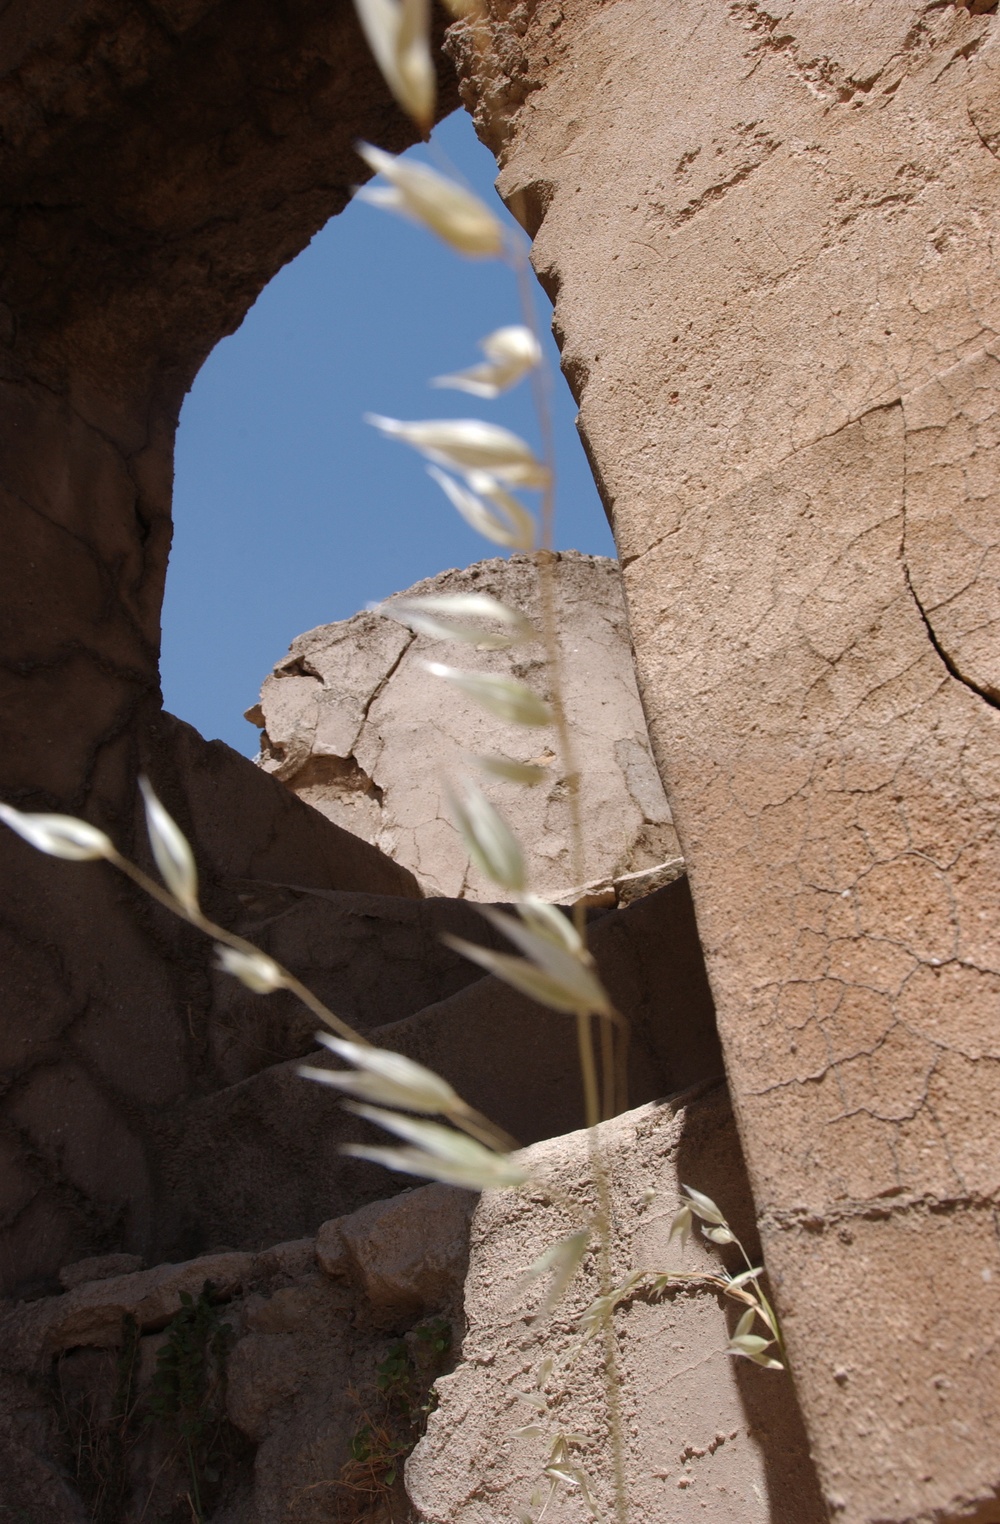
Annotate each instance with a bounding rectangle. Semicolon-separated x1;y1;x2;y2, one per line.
447;4;1000;1521
251;553;681;899
409;1088;825;1524
2;2;998;1519
0;1179;476;1521
0;0;454;1295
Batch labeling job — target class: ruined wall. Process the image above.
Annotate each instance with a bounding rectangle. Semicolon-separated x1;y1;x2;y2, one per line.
0;0;456;1295
447;4;1000;1521
251;553;681;900
3;1;998;1518
409;1089;825;1524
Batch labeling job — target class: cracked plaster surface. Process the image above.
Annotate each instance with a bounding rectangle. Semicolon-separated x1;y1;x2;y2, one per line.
448;2;1000;1519
408;1088;826;1524
252;553;679;900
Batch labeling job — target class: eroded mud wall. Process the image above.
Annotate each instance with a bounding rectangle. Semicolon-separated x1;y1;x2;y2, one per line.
0;0;456;1294
447;4;1000;1521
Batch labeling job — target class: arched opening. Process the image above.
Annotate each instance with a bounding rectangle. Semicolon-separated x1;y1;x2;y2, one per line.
161;108;613;755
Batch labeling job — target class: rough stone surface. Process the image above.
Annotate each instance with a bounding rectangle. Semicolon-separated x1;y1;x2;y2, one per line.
407;1085;825;1524
335;1184;476;1315
448;4;1000;1520
1;1097;818;1524
251;553;680;899
0;0;447;1297
58;1253;146;1291
0;1185;471;1524
7;0;999;1515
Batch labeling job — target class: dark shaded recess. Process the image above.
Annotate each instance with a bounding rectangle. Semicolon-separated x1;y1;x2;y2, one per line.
0;0;461;394
675;1089;828;1524
162;876;726;1259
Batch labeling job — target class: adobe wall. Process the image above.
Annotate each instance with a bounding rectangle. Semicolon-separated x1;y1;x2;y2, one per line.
3;2;998;1518
446;4;1000;1522
0;0;450;1295
251;553;681;900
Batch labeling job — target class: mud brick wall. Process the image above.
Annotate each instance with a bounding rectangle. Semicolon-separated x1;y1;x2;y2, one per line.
0;0;454;1295
446;4;1000;1521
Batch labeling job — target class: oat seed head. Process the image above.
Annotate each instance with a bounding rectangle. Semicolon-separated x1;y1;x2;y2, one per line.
138;777;200;916
0;803;114;862
356;144;504;257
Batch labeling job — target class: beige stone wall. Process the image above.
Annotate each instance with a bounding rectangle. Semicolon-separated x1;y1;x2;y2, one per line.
250;553;680;901
448;4;1000;1520
409;1088;825;1524
4;2;999;1517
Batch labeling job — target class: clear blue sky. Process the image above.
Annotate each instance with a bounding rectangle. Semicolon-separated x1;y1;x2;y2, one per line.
160;109;614;756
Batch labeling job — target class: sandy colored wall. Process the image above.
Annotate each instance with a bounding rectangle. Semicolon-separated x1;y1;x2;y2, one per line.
446;4;1000;1520
251;553;681;899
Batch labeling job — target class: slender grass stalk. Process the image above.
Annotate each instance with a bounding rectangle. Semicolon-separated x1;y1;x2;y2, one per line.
108;851;367;1046
509;178;632;1524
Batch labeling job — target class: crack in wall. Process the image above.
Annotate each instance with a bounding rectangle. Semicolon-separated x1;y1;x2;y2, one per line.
902;561;1000;709
670;132;781;229
899;368;1000;712
762;1187;1000;1235
359;629;416;725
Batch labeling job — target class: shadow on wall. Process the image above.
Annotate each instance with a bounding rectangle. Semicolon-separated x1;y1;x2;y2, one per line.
675;1094;827;1523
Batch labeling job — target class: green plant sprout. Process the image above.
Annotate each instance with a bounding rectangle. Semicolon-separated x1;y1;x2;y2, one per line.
146;1282;237;1523
335;1318;454;1510
58;1313;142;1523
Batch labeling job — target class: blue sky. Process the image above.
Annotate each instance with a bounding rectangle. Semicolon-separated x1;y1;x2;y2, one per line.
160;109;614;756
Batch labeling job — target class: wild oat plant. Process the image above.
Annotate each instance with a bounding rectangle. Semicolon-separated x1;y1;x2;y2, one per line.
0;4;783;1519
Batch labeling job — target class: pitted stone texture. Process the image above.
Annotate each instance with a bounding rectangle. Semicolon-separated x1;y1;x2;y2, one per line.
251;553;679;899
902;344;1000;702
407;1087;825;1524
449;3;1000;1519
333;1184;475;1315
